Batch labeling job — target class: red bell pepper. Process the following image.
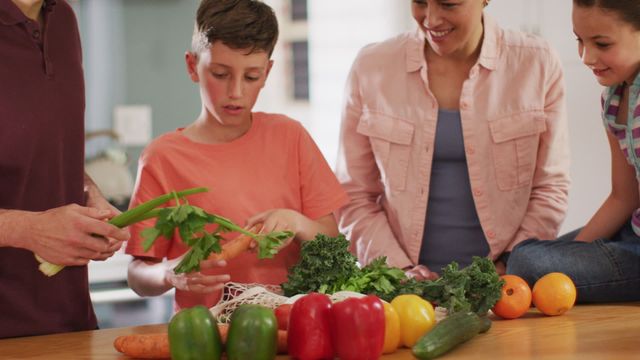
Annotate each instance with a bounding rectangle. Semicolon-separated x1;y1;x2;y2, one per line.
330;295;385;360
288;293;334;360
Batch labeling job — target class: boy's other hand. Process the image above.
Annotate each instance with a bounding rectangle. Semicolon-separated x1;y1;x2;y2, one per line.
246;209;300;249
165;256;230;294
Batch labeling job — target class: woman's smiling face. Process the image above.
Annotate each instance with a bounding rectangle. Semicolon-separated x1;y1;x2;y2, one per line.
411;0;485;58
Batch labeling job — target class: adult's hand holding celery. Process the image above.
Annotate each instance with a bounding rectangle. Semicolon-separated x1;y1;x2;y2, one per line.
35;187;207;276
24;204;130;276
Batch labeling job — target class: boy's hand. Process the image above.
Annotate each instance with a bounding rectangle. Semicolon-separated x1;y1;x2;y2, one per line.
246;209;301;249
165;257;230;294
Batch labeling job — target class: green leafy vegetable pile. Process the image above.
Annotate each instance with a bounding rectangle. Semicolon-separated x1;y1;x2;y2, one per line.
281;234;503;315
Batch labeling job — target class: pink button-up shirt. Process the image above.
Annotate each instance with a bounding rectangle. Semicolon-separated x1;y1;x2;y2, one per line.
335;16;570;269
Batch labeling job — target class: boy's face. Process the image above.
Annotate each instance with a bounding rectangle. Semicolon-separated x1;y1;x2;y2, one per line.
186;41;272;127
573;5;640;86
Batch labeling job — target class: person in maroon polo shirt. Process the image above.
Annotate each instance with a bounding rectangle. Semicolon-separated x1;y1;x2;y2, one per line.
0;0;130;338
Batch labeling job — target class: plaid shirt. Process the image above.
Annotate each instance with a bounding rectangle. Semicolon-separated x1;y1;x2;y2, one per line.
602;74;640;235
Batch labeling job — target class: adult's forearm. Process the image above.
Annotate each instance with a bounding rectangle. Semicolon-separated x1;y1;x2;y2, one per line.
508;197;567;252
576;196;637;242
296;214;339;242
0;209;32;249
338;204;412;268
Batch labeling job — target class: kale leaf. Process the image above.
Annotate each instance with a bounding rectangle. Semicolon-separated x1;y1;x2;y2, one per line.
281;233;359;296
387;257;504;315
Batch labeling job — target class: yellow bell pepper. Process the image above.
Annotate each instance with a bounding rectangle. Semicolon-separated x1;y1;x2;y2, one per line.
390;294;436;347
382;301;401;354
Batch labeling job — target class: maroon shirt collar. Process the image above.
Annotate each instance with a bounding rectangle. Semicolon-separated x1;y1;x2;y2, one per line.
0;0;57;25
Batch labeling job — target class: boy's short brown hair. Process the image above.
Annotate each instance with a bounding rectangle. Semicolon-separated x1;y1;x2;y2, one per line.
191;0;279;57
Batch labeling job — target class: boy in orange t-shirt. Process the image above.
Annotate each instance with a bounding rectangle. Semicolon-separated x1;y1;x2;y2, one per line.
125;0;349;311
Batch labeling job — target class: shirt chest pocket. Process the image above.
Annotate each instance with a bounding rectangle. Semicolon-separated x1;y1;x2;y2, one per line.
356;112;415;191
488;111;547;191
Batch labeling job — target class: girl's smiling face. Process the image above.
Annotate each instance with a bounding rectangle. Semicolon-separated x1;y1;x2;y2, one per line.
573;5;640;86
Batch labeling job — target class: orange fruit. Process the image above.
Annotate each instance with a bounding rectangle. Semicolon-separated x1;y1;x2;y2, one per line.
532;272;577;316
492;274;532;319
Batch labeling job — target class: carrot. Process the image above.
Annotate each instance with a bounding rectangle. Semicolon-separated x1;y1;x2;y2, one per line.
208;234;255;261
206;225;261;262
114;323;288;358
113;333;169;359
277;328;288;354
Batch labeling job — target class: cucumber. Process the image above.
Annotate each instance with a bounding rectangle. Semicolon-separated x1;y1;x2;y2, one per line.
412;312;491;359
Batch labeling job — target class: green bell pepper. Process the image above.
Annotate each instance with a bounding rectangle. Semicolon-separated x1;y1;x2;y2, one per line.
226;304;278;360
168;305;223;360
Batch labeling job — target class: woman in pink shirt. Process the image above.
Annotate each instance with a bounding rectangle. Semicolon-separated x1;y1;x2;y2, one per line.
336;0;570;278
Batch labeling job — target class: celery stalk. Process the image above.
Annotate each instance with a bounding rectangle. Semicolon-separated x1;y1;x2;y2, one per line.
35;254;65;277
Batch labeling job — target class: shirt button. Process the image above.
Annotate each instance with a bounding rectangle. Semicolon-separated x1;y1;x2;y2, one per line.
473;189;483;196
487;230;496;239
467;146;475;155
32;29;40;39
461;102;469;110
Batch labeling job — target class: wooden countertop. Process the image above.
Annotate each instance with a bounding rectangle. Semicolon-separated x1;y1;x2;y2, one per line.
1;303;639;359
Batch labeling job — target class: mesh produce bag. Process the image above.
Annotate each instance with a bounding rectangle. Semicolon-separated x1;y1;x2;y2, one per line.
210;282;287;323
209;282;368;323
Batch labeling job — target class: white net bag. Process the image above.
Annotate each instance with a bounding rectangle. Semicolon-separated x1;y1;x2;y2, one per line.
210;283;370;323
210;282;288;323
